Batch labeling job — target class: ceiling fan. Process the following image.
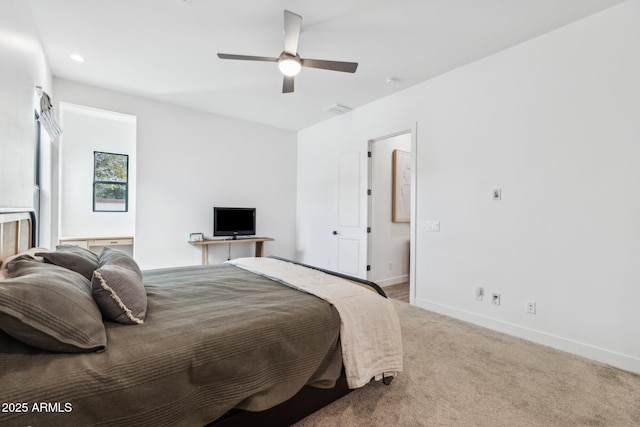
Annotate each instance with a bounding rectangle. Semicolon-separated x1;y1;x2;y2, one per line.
217;10;358;93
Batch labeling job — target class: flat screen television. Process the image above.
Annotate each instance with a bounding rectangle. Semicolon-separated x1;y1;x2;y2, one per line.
213;207;256;239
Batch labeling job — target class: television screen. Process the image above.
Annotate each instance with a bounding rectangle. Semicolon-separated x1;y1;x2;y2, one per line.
213;207;256;238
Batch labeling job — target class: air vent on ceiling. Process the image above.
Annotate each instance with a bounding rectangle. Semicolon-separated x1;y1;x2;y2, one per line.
325;103;353;115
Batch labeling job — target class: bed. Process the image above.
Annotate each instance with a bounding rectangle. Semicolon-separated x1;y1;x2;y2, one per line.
0;210;403;426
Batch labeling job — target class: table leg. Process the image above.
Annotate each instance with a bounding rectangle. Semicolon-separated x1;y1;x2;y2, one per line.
202;246;209;265
255;241;264;257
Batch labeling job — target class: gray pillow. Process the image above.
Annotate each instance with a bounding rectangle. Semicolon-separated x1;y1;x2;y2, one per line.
0;247;48;273
37;252;95;280
36;245;100;280
0;259;107;353
97;247;141;275
92;247;147;325
56;244;100;264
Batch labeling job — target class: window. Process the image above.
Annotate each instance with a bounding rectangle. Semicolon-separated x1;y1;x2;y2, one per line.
93;151;128;212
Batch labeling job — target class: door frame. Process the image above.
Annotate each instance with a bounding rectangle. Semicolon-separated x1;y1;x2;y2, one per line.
366;123;417;304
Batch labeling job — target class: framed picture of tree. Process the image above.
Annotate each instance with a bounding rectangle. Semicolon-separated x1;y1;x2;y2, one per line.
93;151;129;212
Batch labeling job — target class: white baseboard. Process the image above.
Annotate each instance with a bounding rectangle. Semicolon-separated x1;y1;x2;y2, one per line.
378;274;409;288
415;297;640;374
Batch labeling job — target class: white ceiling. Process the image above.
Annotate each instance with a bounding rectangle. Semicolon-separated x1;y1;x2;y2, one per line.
28;0;626;131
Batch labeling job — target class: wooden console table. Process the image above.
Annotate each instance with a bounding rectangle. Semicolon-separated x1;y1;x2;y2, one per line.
189;237;274;265
59;236;134;255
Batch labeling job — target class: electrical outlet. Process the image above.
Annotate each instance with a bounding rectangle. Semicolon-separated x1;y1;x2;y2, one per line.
475;286;484;301
526;300;536;314
388;262;393;271
491;293;501;306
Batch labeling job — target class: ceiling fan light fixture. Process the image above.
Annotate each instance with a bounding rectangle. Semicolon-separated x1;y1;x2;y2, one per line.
278;54;301;77
217;11;357;93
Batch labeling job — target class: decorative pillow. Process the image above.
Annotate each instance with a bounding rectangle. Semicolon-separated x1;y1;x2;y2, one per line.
0;259;107;353
36;245;99;280
97;247;142;276
91;247;147;325
0;247;49;273
54;244;100;264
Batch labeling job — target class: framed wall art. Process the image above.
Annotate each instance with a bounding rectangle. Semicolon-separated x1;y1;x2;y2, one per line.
392;149;411;223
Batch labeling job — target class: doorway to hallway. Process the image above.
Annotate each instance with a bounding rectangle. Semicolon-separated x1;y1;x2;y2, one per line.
367;132;412;289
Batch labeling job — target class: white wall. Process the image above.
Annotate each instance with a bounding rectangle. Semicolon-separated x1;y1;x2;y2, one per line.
0;0;52;242
54;79;297;269
370;134;411;286
59;104;136;238
298;1;640;372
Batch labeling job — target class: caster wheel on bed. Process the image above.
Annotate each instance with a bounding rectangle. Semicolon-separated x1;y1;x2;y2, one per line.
382;376;394;385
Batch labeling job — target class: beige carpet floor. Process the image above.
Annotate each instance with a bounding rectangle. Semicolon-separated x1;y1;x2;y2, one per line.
294;300;640;427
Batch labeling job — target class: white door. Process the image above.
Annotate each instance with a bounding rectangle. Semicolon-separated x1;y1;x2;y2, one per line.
335;150;367;277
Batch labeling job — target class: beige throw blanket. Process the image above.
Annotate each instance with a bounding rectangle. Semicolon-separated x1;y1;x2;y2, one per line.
227;257;403;388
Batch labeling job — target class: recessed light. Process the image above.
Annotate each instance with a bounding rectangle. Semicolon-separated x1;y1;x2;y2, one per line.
69;54;86;63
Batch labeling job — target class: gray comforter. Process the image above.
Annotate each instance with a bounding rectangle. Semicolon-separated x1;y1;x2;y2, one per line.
0;264;342;426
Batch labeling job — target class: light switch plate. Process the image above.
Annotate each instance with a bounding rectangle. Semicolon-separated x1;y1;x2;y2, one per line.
426;221;440;232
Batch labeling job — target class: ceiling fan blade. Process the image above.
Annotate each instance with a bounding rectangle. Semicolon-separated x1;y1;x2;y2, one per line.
282;75;295;93
283;10;302;55
217;53;278;62
301;58;358;73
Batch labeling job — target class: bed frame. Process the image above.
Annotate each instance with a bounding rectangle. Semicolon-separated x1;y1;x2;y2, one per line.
0;209;35;260
209;375;352;426
0;210;388;426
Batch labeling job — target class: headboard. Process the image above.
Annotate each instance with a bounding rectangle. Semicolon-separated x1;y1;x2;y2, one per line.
0;210;35;261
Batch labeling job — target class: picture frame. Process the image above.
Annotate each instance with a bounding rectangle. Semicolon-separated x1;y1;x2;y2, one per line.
189;232;204;242
392;149;411;223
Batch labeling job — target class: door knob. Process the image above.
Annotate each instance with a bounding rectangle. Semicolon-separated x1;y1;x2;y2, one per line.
332;230;339;235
